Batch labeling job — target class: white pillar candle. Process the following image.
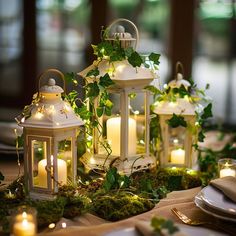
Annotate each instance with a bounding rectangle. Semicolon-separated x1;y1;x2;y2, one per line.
38;157;67;187
107;117;136;156
13;219;36;236
170;148;185;164
220;168;236;178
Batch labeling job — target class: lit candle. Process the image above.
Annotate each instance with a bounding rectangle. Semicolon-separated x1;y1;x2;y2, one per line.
38;156;67;187
170;148;185;164
220;162;236;178
13;219;36;236
106;117;136;156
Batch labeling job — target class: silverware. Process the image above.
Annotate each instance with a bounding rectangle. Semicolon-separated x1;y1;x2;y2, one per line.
171;207;235;236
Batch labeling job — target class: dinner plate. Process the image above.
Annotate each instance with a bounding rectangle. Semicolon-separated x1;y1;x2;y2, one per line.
105;223;226;236
200;185;236;215
195;193;236;223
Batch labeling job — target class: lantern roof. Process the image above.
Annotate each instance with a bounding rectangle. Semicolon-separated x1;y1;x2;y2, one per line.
39;78;64;94
19;70;84;129
154;98;196;116
78;59;155;89
19;100;83;129
168;73;191;89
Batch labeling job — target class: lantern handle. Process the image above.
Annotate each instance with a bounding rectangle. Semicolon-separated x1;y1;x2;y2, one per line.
38;68;66;93
175;61;184;80
106;18;139;50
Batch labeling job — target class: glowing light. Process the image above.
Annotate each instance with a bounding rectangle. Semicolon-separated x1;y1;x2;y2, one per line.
22;212;27;219
169;102;177;107
195;122;199;126
184;95;189;101
35;112;44;119
173;139;179;144
48;223;55;229
90;157;96;164
139;140;145;145
133;195;138;199
163;84;168;90
56;122;60;126
73;79;78;86
134;110;140;115
48;105;55;114
87;135;93;141
21;117;25;123
171;166;177;170
120;181;124;188
61;222;67;228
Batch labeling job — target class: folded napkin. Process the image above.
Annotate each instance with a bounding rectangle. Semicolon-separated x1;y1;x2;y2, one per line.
135;221;187;236
210;176;236;202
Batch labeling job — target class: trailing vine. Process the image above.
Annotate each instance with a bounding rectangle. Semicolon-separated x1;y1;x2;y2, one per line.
65;28;160;169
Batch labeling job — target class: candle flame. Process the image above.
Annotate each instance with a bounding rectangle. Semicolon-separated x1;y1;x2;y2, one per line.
22;219;28;227
22;212;27;218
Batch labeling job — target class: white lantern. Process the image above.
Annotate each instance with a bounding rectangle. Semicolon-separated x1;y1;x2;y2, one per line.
153;66;196;168
17;69;83;199
79;19;156;174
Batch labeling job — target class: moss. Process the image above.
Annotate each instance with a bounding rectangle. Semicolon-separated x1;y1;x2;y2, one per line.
92;192;154;221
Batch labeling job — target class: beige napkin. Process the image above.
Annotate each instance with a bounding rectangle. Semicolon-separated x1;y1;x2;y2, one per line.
210;176;236;202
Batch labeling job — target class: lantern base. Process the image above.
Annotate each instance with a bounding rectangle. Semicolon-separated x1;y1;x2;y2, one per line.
82;154;157;175
29;191;57;200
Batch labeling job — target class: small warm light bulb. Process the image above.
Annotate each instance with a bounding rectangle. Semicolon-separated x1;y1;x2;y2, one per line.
90;157;96;164
35;112;44;119
61;222;67;228
48;223;56;229
195;121;199;126
163;84;168;90
169;102;177;107
56;122;60;126
120;181;124;188
134;110;140;115
173;139;179;144
48;105;55;114
133;195;138;199
21;117;25;123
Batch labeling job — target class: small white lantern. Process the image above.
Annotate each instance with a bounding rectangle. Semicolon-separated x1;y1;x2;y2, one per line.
154;65;196;168
17;69;83;199
79;19;156;174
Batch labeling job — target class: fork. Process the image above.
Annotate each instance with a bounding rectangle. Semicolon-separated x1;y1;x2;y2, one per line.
171;207;235;236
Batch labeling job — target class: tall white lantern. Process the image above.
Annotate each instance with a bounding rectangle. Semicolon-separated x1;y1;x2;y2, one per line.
79;19;157;174
17;69;83;199
153;68;196;168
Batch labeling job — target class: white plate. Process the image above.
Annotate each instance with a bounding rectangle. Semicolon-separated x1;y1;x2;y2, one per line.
200;185;236;215
105;223;226;236
195;193;236;223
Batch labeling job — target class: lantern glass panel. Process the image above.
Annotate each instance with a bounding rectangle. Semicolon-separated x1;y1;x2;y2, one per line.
31;140;48;188
129;92;145;155
57;138;72;184
168;126;186;165
98;93;121;156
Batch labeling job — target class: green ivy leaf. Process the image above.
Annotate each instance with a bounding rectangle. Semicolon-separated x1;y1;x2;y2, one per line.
198;130;206;142
97;41;113;57
167;114;187;128
128;51;143;67
99;73;114;88
149;52;160;65
201;103;213;119
76;105;92;120
162;220;179;234
124;47;134;57
96;107;104;117
86;67;99;77
64;72;76;84
86;82;99;98
105;107;112;116
145;85;163;95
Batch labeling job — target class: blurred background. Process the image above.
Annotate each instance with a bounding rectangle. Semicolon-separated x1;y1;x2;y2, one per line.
0;0;236;126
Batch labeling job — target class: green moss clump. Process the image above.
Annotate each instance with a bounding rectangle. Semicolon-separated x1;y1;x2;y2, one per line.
27;197;66;228
92;192;154;221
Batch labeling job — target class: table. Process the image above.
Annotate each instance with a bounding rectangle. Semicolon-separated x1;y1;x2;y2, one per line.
38;187;236;236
